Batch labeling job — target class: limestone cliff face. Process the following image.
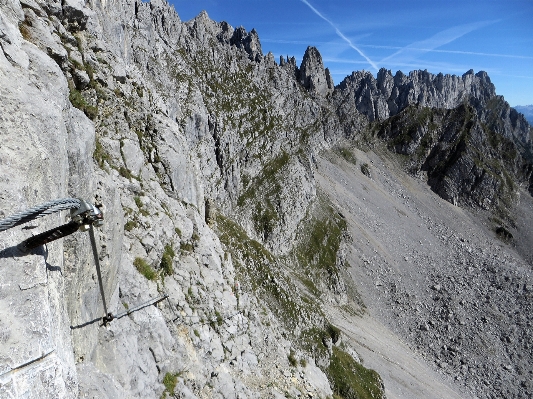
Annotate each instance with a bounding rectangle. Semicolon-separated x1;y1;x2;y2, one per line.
0;0;532;398
374;104;530;211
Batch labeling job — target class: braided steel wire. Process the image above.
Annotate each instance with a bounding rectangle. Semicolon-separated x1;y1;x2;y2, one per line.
0;198;81;232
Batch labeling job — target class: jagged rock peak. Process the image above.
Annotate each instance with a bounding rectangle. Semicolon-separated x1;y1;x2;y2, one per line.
335;68;497;121
230;26;262;61
185;9;227;43
299;46;333;97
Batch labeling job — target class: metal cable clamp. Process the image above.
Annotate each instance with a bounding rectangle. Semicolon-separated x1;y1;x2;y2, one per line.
17;199;103;252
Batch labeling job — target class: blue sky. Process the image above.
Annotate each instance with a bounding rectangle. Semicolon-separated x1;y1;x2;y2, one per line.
169;0;533;106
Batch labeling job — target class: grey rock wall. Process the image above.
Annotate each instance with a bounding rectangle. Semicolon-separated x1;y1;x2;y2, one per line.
0;2;78;395
375;104;529;210
334;68;496;122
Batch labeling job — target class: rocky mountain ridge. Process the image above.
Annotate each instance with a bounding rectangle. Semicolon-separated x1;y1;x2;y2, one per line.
514;104;533;125
0;0;532;398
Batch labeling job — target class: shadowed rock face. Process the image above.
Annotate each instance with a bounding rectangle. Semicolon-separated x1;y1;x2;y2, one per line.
375;104;531;210
0;0;532;398
230;27;262;61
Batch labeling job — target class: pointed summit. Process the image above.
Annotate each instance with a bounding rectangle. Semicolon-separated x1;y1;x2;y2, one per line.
299;46;333;97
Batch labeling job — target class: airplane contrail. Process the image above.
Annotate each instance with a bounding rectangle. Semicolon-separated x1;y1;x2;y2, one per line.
300;0;379;72
380;21;498;63
363;45;533;60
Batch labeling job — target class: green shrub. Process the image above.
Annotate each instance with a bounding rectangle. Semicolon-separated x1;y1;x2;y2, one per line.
160;244;175;275
134;257;157;280
288;350;298;367
69;87;98;120
162;372;178;396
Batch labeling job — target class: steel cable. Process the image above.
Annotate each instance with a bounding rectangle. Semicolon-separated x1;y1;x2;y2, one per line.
0;198;81;232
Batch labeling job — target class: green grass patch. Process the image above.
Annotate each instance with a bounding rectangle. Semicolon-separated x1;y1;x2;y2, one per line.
69;57;84;71
124;219;138;232
215;310;223;326
161;372;178;398
294;199;347;280
133;195;149;216
215;213;312;328
300;327;330;362
327;346;385;399
69;87;98;120
94;138;111;168
134;257;157;281
134;196;143;208
300;277;321;297
119;166;133;180
237;151;290;207
252;202;279;241
336;147;357;165
180;241;194;253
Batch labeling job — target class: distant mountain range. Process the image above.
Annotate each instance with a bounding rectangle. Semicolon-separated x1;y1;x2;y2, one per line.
514;105;533;125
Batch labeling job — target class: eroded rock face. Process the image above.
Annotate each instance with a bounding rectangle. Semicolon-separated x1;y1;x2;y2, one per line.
230;26;262;61
0;4;77;396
